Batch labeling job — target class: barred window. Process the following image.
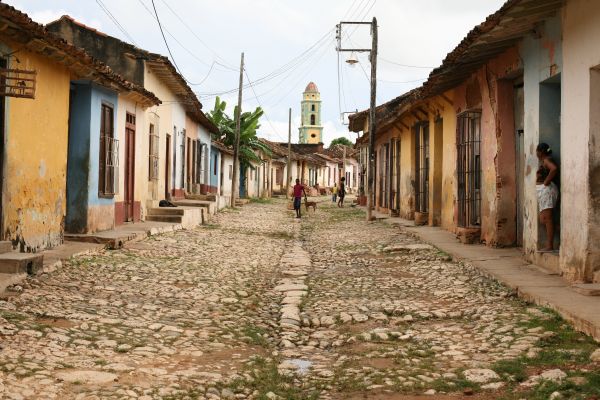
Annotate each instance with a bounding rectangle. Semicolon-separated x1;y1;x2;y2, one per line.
99;103;117;197
148;123;159;181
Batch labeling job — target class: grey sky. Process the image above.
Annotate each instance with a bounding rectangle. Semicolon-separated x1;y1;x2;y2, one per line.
12;0;505;145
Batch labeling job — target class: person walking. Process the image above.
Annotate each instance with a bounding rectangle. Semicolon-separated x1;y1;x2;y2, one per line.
535;143;559;251
332;182;338;203
337;177;346;208
293;178;307;219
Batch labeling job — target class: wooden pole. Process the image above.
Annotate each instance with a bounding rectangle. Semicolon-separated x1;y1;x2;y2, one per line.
286;107;292;199
366;18;377;222
231;52;244;208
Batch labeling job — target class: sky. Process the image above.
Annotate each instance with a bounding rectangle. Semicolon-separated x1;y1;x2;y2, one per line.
11;0;506;146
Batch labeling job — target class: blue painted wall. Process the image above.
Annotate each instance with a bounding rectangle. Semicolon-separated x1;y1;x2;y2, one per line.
66;81;118;233
210;146;219;188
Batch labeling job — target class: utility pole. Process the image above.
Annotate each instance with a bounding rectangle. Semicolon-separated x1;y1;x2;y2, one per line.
367;18;378;222
286;107;292;199
343;144;347;185
231;52;244;208
336;19;377;221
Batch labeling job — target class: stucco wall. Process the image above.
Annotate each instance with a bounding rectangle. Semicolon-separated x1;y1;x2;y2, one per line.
439;92;458;232
3;47;71;251
114;95;147;222
144;67;186;201
521;14;563;264
451;47;521;246
562;0;600;282
66;81;118;234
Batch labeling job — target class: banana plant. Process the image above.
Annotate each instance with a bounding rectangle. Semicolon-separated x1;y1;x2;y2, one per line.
207;96;272;168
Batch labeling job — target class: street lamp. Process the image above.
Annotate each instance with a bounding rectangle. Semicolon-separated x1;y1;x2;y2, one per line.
336;18;378;222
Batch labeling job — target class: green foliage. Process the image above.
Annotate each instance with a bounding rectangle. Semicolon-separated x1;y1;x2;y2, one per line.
330;137;353;147
207;96;272;168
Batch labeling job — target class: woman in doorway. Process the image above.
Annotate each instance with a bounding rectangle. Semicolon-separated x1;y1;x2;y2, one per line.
536;143;559;251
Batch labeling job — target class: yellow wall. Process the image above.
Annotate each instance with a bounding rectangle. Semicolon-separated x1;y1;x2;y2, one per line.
3;45;71;251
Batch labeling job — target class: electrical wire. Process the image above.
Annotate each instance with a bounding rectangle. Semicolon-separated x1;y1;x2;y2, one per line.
379;56;435;69
95;0;138;46
158;0;237;71
244;70;288;143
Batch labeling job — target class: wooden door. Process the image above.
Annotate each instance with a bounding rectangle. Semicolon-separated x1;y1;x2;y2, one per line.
165;134;171;199
124;113;136;221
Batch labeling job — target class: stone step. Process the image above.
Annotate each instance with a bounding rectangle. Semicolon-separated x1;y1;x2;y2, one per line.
572;284;600;296
146;215;183;223
0;241;12;254
0;252;43;275
147;207;185;216
185;193;217;202
172;200;210;209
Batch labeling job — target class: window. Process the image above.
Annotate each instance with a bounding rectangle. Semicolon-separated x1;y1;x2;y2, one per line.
214;153;218;174
310;114;316;125
457;112;481;227
148;124;159;181
311;104;315;111
228;164;233;179
99;103;117;197
415;122;430;213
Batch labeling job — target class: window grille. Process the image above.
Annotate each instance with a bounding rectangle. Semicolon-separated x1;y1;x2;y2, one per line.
457;111;481;227
415;122;430;213
99;104;117;196
148;124;159;181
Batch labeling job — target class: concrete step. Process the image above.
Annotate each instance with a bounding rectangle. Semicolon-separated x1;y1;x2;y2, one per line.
572;284;600;296
146;215;183;223
0;252;43;275
0;241;12;254
186;193;217;202
147;207;185;216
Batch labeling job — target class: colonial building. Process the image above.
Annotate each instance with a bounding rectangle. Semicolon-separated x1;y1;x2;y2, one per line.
349;0;600;284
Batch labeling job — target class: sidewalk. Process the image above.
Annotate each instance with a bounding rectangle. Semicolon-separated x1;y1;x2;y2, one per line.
372;211;600;342
0;220;185;295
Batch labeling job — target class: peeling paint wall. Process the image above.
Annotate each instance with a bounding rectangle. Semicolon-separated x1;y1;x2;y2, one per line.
3;45;71;251
562;0;600;282
452;47;522;246
66;81;118;234
521;15;563;266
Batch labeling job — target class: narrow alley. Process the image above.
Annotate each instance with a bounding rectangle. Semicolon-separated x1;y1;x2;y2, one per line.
0;200;597;400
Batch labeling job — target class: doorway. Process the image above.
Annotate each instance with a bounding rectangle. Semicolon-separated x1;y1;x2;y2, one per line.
538;75;561;250
415;122;430;214
0;58;7;235
514;82;525;246
124;113;136;222
165;134;171;199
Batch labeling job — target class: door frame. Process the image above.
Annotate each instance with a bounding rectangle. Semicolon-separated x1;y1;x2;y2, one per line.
165;134;171;199
124;112;136;222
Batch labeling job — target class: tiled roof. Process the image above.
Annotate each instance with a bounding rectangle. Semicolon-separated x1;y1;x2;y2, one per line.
348;0;564;134
0;4;160;106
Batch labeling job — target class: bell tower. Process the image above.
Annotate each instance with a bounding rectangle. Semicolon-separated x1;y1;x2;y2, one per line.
299;82;323;144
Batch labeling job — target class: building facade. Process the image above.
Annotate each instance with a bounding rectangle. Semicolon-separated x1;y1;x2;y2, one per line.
298;82;323;144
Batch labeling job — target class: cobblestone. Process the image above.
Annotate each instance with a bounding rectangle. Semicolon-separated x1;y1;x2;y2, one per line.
0;198;598;399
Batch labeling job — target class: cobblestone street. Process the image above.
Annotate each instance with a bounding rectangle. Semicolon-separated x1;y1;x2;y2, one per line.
0;199;598;400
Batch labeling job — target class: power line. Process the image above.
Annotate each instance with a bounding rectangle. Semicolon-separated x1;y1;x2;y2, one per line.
379;56;435;69
158;0;237;71
150;0;196;85
245;69;288;143
197;29;334;98
378;77;428;84
95;0;138;46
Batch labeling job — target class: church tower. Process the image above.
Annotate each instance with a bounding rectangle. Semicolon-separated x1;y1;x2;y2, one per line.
299;82;323;144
